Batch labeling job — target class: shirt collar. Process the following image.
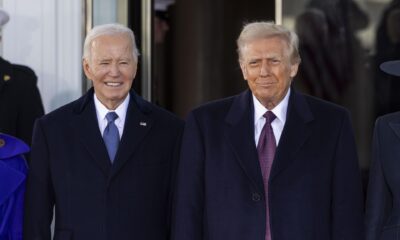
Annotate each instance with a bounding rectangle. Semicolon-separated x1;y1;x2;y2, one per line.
253;88;290;124
94;93;130;123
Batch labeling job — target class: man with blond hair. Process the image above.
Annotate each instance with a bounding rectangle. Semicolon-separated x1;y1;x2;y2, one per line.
172;21;364;240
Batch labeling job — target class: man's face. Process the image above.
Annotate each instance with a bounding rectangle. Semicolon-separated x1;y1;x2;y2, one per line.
240;36;299;109
83;34;137;110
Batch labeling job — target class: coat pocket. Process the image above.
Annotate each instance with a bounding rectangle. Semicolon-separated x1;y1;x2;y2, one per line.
54;230;73;240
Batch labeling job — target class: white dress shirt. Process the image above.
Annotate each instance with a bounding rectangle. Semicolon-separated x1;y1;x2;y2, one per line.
253;89;290;147
94;93;130;139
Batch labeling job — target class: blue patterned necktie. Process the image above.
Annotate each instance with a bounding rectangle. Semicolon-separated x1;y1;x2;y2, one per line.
257;111;276;240
103;112;120;163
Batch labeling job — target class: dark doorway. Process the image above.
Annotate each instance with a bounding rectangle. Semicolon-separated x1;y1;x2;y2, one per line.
129;0;276;117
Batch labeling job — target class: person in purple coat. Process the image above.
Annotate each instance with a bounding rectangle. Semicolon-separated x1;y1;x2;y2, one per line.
0;133;29;239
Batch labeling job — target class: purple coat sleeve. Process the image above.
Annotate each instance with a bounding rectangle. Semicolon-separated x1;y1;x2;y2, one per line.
0;133;29;240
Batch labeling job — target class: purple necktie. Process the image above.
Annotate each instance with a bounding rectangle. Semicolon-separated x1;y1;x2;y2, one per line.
257;111;276;240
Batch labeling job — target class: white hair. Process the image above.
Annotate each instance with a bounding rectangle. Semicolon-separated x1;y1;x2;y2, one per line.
83;23;140;63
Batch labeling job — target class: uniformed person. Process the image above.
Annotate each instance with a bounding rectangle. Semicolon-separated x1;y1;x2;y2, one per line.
0;8;44;146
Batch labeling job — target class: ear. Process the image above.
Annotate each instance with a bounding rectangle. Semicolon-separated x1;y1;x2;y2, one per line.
83;58;93;80
289;62;300;78
239;61;248;80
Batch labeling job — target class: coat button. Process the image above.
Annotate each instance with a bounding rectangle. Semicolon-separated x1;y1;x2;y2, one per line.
252;192;261;202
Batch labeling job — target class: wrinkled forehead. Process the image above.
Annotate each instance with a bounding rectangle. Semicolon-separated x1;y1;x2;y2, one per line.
91;33;132;48
90;34;134;58
241;36;291;60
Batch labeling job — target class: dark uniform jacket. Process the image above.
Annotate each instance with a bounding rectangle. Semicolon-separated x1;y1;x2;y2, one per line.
0;57;44;146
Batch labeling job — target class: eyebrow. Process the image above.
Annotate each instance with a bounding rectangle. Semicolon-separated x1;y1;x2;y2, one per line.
119;58;132;61
97;58;112;62
247;56;281;62
96;57;132;62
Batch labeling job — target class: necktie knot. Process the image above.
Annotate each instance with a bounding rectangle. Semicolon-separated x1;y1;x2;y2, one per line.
106;112;118;123
263;111;276;125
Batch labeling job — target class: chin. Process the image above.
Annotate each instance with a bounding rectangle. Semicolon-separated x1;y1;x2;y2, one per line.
107;94;125;102
107;88;128;96
257;90;273;97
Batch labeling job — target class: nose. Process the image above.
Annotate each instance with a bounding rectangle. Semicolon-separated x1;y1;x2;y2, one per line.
260;60;269;76
109;63;120;77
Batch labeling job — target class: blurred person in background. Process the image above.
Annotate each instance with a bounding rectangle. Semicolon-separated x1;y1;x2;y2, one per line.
374;0;400;117
153;0;175;109
0;8;44;147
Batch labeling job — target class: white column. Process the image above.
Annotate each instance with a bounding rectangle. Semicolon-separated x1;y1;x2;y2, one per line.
2;0;83;113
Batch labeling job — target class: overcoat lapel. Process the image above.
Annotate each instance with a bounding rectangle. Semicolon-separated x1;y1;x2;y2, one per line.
225;90;264;193
110;92;154;179
71;89;111;177
269;90;313;181
70;89;154;179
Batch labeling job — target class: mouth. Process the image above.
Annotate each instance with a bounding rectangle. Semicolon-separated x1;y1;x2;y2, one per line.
104;82;123;87
256;81;275;87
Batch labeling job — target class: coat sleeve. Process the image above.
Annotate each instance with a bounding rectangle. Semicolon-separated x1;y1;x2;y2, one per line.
8;155;28;239
365;117;391;240
0;155;27;239
171;112;205;240
331;111;365;240
23;119;54;240
167;122;184;238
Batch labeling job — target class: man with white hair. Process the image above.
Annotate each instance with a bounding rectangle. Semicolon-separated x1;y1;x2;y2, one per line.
24;23;183;240
172;21;364;240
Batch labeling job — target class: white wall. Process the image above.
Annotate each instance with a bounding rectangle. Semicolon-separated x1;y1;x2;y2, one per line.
2;0;83;113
